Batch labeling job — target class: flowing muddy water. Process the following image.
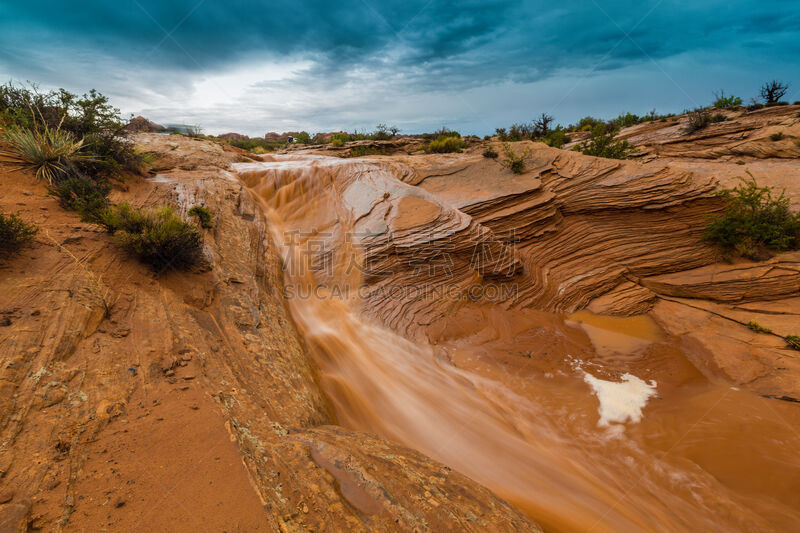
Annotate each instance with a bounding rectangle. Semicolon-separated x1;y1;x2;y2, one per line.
236;155;800;532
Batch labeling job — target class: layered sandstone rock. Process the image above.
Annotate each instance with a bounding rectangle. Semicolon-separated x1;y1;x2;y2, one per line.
642;252;800;303
235;156;520;334
0;135;539;531
2;103;799;530
618;104;800;160
393;143;722;313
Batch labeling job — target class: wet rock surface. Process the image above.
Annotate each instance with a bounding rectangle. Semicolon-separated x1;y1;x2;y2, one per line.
1;108;799;530
0;134;539;531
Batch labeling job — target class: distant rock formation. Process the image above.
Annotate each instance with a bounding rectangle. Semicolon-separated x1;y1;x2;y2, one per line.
218;132;250;141
312;131;348;143
264;131;303;141
124;115;165;132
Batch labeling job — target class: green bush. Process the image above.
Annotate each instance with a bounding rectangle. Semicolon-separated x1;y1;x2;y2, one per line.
188;205;213;228
770;132;785;142
786;335;800;350
348;145;385;157
100;203;203;269
421;127;461;142
713;90;742;108
0;210;38;257
482;146;498;158
223;137;284;153
573;125;636;159
371;124;399;141
569;116;605;132
501;143;529;174
612;112;640;128
747;321;773;334
427;136;465;153
48;176;111;224
705;172;800;260
541;128;571;148
0;83;142;178
0;124;94;184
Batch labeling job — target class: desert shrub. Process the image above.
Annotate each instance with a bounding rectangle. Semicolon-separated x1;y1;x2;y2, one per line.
760;80;789;104
786;335;800;350
293;132;311;144
611;112;640;128
371;124;398;141
541;128;570;148
684;108;712;133
500;143;530;174
573;125;635;159
746;98;765;111
482;146;498;158
348;146;385;157
224;137;283;153
770;132;785;142
705;172;800;260
330;137;344;147
747;321;773;334
713;90;743;108
48;176;111;224
188;205;213;228
0;83;142;178
421;127;461;142
495;114;557;142
0;210;38;257
710;113;727;123
0;124;94;184
427;136;465;153
102;203;202;269
507;123;533;141
570;116;605;132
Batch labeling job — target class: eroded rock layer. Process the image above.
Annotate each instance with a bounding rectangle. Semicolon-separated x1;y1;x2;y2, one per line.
0;134;539;532
394;144;722;313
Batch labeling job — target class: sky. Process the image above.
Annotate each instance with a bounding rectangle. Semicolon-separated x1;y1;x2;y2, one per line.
1;1;798;136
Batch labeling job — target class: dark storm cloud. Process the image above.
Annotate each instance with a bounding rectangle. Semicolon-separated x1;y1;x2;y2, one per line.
1;0;798;134
3;1;797;86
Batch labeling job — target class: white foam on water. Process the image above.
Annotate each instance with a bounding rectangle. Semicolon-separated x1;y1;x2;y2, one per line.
583;371;657;426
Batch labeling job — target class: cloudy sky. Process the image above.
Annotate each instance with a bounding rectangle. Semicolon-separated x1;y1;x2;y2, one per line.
1;1;798;136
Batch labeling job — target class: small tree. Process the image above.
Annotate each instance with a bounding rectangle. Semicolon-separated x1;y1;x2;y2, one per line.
372;124;392;140
760;80;789;104
533;113;554;137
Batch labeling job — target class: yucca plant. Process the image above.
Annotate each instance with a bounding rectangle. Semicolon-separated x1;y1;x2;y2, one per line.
0;122;94;184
